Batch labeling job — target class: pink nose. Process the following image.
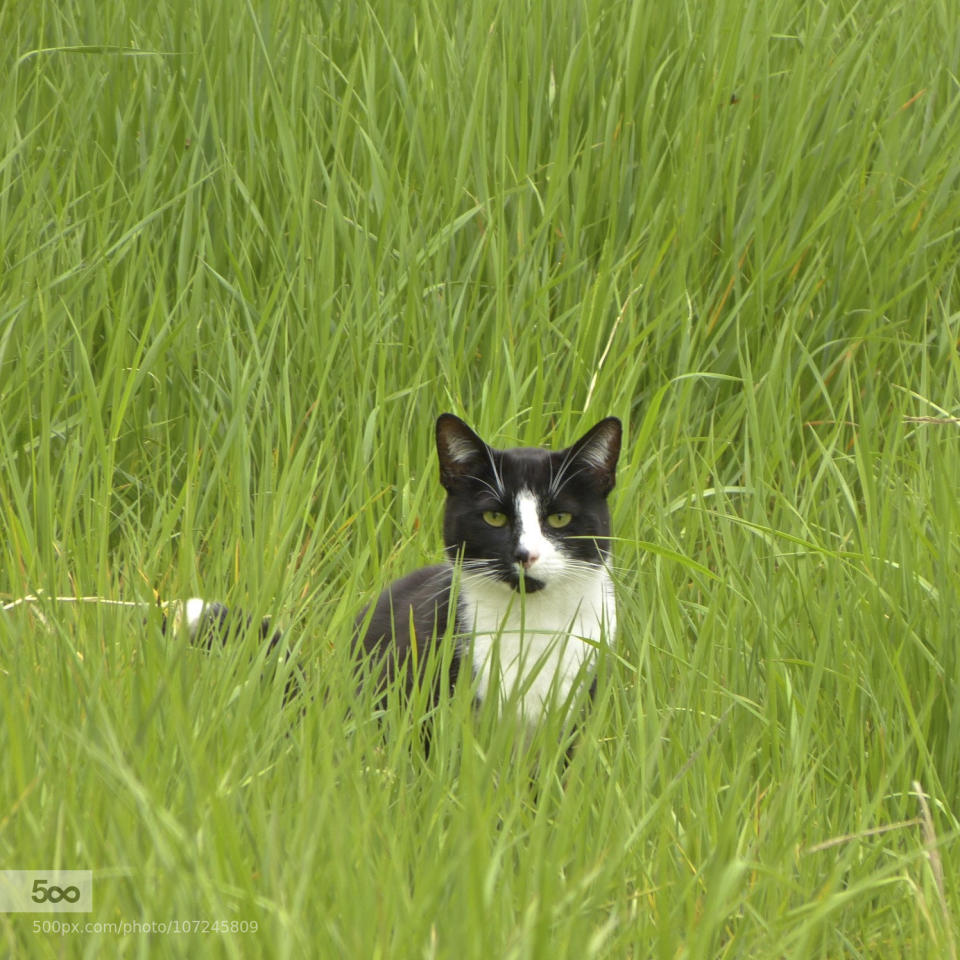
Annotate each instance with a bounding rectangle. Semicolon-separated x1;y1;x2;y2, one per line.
515;548;540;569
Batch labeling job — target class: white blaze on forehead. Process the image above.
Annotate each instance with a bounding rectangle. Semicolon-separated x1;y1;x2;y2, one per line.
515;490;552;561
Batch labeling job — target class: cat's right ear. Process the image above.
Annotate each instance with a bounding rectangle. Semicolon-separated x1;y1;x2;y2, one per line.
436;414;489;489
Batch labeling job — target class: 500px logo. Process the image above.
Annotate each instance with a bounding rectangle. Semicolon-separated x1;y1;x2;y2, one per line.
31;879;81;904
0;871;92;913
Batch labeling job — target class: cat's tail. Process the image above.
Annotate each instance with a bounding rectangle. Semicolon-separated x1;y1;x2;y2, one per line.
163;598;303;705
163;597;279;649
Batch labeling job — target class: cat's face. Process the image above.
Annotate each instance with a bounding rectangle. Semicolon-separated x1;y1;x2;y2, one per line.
435;415;621;592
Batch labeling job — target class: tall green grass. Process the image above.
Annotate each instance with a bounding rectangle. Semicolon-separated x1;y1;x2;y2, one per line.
2;0;959;955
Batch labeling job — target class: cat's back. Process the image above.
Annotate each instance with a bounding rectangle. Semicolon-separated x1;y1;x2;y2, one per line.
356;563;455;655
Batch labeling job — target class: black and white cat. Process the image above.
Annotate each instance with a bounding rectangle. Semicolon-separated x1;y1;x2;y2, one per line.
177;414;621;729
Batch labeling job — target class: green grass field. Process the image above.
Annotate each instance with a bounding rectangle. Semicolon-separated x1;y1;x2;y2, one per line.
3;0;960;955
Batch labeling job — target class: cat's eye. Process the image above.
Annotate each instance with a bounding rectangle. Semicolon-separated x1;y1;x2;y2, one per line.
482;510;508;527
547;512;573;528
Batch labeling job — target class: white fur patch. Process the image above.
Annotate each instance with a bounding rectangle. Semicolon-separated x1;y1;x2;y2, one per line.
514;490;554;574
460;563;616;728
180;597;208;638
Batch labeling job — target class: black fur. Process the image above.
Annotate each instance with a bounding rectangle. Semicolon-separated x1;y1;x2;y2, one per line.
353;563;461;698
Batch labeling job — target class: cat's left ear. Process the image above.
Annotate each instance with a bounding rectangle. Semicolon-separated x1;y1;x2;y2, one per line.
436;414;491;490
567;417;621;495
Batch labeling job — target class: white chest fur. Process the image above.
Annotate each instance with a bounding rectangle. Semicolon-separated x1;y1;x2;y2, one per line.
458;566;616;727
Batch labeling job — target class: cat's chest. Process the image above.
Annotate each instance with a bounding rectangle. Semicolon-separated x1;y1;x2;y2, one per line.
457;570;616;726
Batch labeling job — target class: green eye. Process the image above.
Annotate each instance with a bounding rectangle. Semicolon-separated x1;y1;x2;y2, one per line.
547;512;572;528
482;510;508;527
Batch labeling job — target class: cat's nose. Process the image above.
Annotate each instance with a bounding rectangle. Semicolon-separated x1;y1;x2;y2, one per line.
514;547;540;569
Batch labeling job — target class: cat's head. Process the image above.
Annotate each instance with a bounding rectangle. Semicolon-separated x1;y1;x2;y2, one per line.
435;414;621;593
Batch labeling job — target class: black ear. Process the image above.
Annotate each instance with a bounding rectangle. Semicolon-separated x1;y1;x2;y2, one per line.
436;414;490;490
566;417;621;495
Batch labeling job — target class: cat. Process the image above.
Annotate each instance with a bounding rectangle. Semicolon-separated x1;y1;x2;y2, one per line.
173;413;621;730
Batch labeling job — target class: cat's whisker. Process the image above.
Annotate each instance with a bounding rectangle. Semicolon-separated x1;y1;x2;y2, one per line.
458;473;503;501
547;447;579;498
484;448;507;500
548;462;593;498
